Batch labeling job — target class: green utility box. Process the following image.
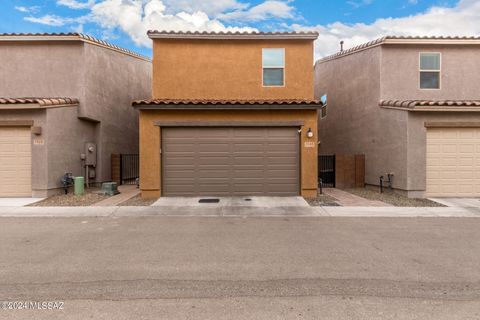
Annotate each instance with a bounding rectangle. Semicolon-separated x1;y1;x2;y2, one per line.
74;176;85;195
100;182;120;196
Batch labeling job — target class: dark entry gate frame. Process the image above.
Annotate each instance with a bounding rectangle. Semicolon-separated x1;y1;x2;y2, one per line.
318;155;336;188
112;154;139;186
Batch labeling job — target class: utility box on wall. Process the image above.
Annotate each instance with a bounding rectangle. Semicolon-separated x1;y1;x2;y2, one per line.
85;142;97;166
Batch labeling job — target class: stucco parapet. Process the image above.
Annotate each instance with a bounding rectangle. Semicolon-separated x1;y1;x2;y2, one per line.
0;33;150;61
316;35;480;64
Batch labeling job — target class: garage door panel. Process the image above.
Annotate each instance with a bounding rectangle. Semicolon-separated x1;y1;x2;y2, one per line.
163;158;195;166
162;127;299;196
427;127;480;197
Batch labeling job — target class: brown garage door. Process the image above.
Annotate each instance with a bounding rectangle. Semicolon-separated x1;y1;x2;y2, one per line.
0;127;32;197
162;127;299;196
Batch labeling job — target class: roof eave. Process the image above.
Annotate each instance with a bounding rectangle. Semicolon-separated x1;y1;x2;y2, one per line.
384;38;480;45
132;104;322;110
148;33;319;41
380;106;480;112
0;103;79;110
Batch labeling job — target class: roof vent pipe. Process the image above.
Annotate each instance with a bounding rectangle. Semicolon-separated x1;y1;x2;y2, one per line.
340;41;344;52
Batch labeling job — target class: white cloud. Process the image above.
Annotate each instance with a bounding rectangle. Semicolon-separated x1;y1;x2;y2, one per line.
14;5;40;13
217;1;295;22
57;0;95;10
24;14;68;26
22;0;480;60
89;0;256;47
347;0;374;9
24;14;91;27
293;0;480;58
161;0;248;17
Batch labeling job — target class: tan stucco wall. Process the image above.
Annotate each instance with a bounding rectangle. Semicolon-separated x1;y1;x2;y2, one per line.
381;44;480;195
381;45;480;101
152;39;314;100
82;42;151;183
0;41;151;196
139;109;318;198
315;47;410;191
315;43;480;195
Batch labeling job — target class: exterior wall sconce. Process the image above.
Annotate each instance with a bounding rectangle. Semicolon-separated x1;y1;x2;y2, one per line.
306;128;314;138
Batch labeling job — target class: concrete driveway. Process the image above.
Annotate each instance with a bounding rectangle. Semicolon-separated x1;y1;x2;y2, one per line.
0;215;479;319
430;198;480;208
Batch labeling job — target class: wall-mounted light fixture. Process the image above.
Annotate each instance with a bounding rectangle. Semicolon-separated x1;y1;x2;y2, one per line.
306;128;314;138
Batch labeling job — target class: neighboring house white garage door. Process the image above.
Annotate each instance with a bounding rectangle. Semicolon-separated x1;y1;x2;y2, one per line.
0;127;32;197
426;127;480;197
162;127;299;196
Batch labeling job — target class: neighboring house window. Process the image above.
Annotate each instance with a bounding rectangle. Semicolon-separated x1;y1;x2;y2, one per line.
320;94;328;119
262;48;285;86
420;53;441;89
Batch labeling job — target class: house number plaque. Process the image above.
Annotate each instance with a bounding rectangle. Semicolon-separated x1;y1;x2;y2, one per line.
33;138;45;145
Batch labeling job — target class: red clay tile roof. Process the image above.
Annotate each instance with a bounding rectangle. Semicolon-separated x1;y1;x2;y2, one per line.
0;33;149;61
317;36;480;63
380;100;480;109
132;99;323;108
0;98;79;107
147;30;319;40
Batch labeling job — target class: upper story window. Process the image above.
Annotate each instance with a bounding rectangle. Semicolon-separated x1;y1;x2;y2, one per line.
262;48;285;87
420;53;441;89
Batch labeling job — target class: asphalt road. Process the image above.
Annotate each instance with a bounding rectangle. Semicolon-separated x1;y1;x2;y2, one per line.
0;216;479;319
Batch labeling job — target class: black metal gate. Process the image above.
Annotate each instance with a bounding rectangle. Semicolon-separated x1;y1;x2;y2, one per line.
319;155;335;188
120;154;139;185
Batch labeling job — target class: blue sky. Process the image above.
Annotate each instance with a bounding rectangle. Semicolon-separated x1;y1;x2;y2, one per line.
0;0;477;58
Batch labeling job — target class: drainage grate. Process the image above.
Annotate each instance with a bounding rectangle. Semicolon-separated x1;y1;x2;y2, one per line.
198;198;220;204
244;198;252;201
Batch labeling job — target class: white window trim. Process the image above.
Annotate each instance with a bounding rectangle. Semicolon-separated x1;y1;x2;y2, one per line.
262;48;286;88
419;52;441;90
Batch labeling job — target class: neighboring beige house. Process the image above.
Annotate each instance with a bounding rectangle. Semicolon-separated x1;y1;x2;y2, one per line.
0;33;151;197
315;36;480;198
133;31;321;199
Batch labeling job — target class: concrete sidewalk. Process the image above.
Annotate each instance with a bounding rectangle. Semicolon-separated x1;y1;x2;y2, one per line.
318;206;480;217
0;205;479;217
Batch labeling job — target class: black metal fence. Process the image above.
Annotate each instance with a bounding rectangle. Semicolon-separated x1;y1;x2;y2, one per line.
121;154;139;185
319;155;335;188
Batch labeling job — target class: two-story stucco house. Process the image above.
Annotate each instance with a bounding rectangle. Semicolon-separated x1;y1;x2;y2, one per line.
133;31;321;198
315;36;480;198
0;33;151;197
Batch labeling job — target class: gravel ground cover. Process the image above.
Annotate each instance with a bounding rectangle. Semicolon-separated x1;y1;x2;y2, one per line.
345;188;445;207
118;194;158;206
29;188;108;207
305;193;340;207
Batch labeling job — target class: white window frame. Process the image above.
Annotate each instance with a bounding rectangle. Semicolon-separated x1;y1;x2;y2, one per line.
419;52;441;90
262;48;286;87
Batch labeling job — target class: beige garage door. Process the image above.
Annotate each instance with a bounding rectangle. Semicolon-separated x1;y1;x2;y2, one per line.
426;127;480;197
0;127;32;197
162;127;299;196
